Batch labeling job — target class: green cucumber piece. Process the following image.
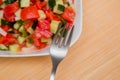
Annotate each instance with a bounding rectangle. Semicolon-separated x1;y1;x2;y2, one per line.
27;27;34;34
9;44;20;52
57;4;65;12
14;21;23;30
4;0;15;4
41;38;52;44
0;2;7;8
48;0;56;9
19;0;30;7
0;44;8;50
8;29;14;33
17;36;26;44
19;26;28;37
50;20;60;33
1;19;14;26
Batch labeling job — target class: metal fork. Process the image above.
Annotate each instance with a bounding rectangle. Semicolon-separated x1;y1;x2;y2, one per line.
50;23;74;80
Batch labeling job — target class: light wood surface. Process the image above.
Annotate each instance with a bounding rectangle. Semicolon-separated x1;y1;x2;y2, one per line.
0;0;120;80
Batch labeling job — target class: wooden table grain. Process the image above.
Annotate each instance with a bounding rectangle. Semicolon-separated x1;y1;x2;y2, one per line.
0;0;120;80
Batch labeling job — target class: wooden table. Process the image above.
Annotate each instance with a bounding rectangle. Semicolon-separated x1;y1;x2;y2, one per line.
0;0;120;80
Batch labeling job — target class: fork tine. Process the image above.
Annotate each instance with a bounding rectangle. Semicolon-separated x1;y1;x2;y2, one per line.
65;26;74;46
52;23;62;44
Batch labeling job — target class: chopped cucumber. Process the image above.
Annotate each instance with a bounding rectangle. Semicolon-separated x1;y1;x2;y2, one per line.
9;44;20;52
53;4;65;14
1;19;14;26
17;36;26;44
32;21;38;30
14;21;22;30
4;0;15;4
38;10;46;20
26;42;32;47
57;4;65;12
56;0;64;5
8;29;14;33
41;38;52;44
50;20;60;33
48;0;56;9
0;44;8;50
19;0;30;7
19;26;28;37
0;2;7;8
27;27;34;34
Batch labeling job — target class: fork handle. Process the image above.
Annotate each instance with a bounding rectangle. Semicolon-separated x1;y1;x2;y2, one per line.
50;63;59;80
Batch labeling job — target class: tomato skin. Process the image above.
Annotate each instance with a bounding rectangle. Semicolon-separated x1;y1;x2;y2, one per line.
34;26;52;39
0;0;2;5
38;19;50;30
34;26;42;38
35;1;47;10
4;2;18;14
2;25;10;32
62;7;75;23
0;34;17;45
4;2;18;22
24;21;33;30
45;9;60;21
33;37;47;49
21;6;39;21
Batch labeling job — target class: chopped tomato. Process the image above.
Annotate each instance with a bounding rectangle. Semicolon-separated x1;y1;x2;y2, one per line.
35;1;47;10
45;9;60;21
0;0;2;5
4;2;18;22
24;21;33;30
30;0;36;4
34;26;52;39
62;7;75;23
4;13;15;22
4;2;19;14
2;25;10;32
21;6;39;21
33;37;47;49
65;23;73;30
38;19;50;30
0;34;17;45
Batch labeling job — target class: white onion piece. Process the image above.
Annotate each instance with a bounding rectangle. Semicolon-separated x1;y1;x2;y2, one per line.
0;28;7;36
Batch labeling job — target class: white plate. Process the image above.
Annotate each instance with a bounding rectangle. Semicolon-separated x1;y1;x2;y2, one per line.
0;0;82;57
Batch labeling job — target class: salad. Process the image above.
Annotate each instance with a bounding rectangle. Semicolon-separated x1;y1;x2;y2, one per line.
0;0;75;53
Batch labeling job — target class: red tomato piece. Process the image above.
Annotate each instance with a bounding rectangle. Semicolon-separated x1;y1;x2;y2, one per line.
62;7;75;23
4;2;19;14
4;13;15;22
21;6;39;21
0;0;2;5
4;2;18;22
30;0;36;4
38;19;50;30
35;1;47;10
2;25;10;32
45;9;60;21
33;37;47;49
24;21;33;30
39;30;53;38
34;26;52;39
34;26;42;38
0;34;17;45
